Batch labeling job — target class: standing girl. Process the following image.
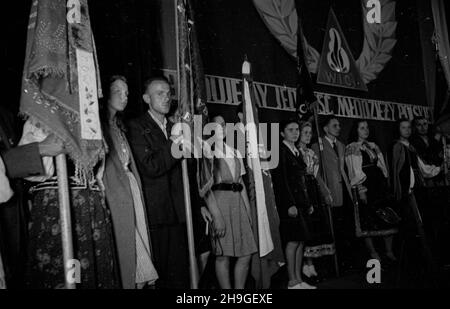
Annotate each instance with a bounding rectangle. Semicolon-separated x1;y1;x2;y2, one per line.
101;75;158;289
345;120;398;262
297;121;335;280
203;115;257;289
272;120;316;289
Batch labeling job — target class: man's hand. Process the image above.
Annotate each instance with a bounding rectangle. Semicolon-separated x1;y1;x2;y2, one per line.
308;100;319;112
288;206;298;218
324;194;333;205
38;134;66;157
170;123;193;156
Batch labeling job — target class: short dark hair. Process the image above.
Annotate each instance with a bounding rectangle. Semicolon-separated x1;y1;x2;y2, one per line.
143;76;170;94
280;118;299;132
110;75;127;85
412;116;428;127
320;115;339;131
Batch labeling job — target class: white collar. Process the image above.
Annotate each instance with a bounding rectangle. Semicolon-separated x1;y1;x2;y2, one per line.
399;140;410;147
283;140;299;156
148;110;167;130
325;135;337;146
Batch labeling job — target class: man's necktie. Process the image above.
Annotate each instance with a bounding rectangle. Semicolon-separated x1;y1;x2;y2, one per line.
332;142;339;157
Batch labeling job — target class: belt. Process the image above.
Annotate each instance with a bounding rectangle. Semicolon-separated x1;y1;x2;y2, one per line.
211;182;243;192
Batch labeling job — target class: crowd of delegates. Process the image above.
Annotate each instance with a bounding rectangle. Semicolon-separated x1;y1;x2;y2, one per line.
0;75;449;289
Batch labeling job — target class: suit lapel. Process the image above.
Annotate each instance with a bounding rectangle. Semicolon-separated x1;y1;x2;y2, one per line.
143;112;168;141
323;138;338;160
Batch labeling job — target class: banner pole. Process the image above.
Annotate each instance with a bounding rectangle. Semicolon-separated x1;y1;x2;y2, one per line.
443;136;449;186
175;0;199;289
55;154;76;289
181;159;199;289
312;109;340;278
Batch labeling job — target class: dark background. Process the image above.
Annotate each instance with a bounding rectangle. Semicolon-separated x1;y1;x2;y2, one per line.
3;0;449;151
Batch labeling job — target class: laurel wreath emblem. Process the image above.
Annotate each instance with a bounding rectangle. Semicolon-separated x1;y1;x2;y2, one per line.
253;0;397;84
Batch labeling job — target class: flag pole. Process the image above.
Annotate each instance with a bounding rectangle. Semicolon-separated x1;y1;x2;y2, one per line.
175;0;199;289
296;6;340;277
55;154;75;289
181;159;199;289
312;108;339;277
443;136;449;186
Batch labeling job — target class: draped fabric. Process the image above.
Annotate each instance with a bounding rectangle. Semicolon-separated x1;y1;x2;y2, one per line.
431;0;450;122
174;0;214;200
0;158;13;204
0;157;12;289
20;0;104;173
431;0;450;90
242;62;284;289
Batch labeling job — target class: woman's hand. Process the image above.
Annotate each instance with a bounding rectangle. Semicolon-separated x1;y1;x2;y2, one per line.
213;213;226;238
96;176;106;193
307;206;314;215
200;206;212;223
288;206;298;218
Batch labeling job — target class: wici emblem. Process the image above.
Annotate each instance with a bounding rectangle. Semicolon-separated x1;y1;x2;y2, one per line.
317;9;368;91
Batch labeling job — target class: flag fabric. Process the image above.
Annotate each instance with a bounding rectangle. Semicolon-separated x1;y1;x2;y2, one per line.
20;0;104;173
295;0;316;119
242;60;284;289
175;0;214;198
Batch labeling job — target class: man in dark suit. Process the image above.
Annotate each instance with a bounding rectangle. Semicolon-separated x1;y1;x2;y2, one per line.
127;77;190;289
311;115;355;273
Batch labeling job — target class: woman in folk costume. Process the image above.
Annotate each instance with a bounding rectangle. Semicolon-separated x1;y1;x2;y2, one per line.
391;119;442;239
272;120;316;289
345;120;398;262
203;115;257;289
391;119;442;285
19;119;119;289
296;121;335;280
100;76;158;289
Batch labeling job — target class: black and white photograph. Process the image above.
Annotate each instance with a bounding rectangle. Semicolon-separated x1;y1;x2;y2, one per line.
1;0;449;296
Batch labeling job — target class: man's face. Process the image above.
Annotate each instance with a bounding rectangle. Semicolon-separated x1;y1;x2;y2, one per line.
325;119;341;138
415;119;429;136
144;81;171;116
108;80;128;112
400;121;412;139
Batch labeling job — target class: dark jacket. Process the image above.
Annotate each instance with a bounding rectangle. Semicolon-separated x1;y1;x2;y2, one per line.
127;113;185;227
272;143;310;220
1;143;44;179
410;134;442;166
0;110;44;288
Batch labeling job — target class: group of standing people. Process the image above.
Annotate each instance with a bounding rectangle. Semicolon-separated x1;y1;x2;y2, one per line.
0;76;191;289
0;74;448;289
272;115;446;289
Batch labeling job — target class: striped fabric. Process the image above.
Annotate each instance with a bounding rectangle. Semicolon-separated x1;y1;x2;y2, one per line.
126;171;158;285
